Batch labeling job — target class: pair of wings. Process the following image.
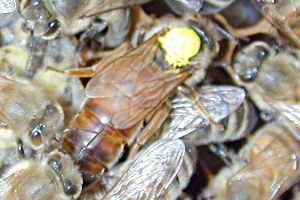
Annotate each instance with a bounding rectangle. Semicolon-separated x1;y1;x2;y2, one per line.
103;139;190;200
163;85;246;140
85;35;190;129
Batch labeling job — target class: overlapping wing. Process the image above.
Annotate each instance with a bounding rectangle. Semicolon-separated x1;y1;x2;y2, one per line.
103;139;185;200
86;36;189;129
228;134;300;199
163;85;245;139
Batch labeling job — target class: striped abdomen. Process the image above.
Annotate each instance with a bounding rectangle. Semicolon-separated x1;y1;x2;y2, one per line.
62;98;141;174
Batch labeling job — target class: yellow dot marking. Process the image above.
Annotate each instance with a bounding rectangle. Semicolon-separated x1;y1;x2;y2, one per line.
158;27;201;67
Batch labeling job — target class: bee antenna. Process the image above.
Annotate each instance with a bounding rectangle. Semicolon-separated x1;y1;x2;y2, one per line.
23;30;34;77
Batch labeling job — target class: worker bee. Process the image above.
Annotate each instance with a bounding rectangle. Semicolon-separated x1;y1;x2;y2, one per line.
252;0;300;47
19;0;150;39
203;121;300;200
57;13;221;176
161;85;257;144
0;150;82;200
229;40;300;137
0;73;64;158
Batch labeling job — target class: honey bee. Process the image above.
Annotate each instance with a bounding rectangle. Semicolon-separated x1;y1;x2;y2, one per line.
0;73;64;156
102;139;196;200
203;122;300;200
229;40;300;137
19;0;151;39
252;0;300;47
0;150;82;200
58;14;221;176
161;85;257;144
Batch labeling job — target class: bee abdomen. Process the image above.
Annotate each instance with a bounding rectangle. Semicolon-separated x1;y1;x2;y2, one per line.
62;107;127;174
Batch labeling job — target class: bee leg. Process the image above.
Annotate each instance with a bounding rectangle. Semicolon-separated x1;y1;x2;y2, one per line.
198;156;214;182
47;42;132;78
178;85;224;131
127;103;171;159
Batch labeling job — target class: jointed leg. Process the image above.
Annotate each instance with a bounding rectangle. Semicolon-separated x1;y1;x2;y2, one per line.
128;103;171;159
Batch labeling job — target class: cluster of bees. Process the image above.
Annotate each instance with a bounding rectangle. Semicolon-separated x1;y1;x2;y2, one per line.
1;0;300;199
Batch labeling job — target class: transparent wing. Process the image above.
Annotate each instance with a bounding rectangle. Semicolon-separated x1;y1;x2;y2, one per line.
0;179;9;198
164;0;202;15
103;139;185;200
198;85;245;121
0;0;16;14
86;36;189;129
163;85;245;139
268;101;300;137
228;123;300;200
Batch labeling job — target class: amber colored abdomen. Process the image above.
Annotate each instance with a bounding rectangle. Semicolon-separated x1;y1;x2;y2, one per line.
62;99;128;174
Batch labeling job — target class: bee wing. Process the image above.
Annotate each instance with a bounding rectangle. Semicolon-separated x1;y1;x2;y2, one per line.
0;0;16;14
269;101;300;131
86;36;189;129
163;85;245;139
103;139;185;200
0;179;9;198
82;0;152;16
228;127;300;200
198;85;246;122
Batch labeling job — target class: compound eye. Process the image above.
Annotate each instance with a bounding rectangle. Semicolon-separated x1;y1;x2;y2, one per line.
30;121;45;146
47;154;62;171
43;19;60;39
64;179;77;196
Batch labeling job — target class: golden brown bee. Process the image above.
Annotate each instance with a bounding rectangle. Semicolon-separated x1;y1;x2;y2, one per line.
203;121;300;200
59;14;221;175
19;0;151;39
0;150;82;200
